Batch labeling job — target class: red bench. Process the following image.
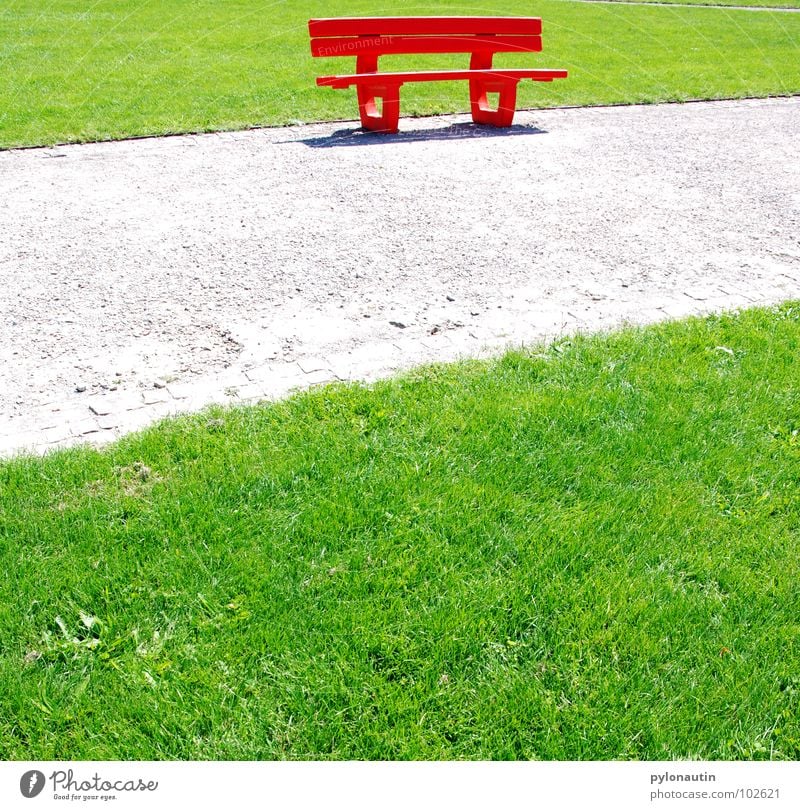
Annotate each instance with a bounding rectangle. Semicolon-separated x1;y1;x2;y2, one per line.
309;16;567;133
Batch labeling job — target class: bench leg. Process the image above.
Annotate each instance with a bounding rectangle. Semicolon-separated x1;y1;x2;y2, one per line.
357;83;401;133
469;78;519;127
468;52;518;127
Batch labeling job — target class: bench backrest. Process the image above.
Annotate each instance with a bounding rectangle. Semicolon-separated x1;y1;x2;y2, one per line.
309;17;543;59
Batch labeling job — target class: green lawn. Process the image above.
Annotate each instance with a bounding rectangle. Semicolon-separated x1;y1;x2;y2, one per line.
1;0;798;149
2;304;799;760
599;0;799;5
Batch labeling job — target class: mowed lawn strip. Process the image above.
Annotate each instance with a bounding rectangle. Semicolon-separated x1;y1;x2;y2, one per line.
579;0;800;6
0;0;798;148
1;304;799;760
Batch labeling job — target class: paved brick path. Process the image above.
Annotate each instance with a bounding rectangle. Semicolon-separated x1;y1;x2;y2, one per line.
1;98;798;458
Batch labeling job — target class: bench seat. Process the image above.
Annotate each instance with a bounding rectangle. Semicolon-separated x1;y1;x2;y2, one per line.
316;69;569;89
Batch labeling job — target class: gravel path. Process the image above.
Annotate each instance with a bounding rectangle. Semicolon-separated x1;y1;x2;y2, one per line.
1;97;798;457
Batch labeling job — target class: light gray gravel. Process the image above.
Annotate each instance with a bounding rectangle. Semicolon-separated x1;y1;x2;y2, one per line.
0;97;798;453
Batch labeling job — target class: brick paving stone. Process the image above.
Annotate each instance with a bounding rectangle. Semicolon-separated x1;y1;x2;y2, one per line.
658;301;697;319
33;418;62;431
390;339;433;367
42;404;95;423
264;366;305;388
334;344;401;377
143;389;174;406
181;380;227;405
243;364;280;385
42;425;73;444
85;397;114;416
97;392;142;414
43;437;83;453
323;351;360;382
626;308;670;326
170;396;213;414
683;287;720;302
116;408;160;433
165;382;198;401
298;369;337;388
215;369;254;388
270;381;303;399
96;414;121;430
275;362;312;381
91;429;123;446
297;356;330;374
163;398;193;415
72;417;102;435
211;391;240;407
232;382;268;402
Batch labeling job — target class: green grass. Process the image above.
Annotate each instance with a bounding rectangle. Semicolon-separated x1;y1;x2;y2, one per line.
1;0;799;149
2;304;800;760
599;0;799;5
